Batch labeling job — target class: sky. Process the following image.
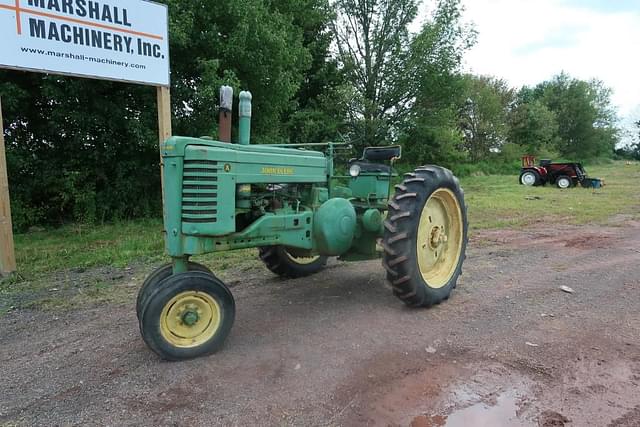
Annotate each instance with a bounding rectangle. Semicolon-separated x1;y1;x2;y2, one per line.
459;0;640;146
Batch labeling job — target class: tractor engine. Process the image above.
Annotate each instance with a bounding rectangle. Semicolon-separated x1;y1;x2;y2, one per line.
163;136;337;256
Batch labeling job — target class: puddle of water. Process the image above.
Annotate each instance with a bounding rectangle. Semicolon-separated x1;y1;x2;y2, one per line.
415;390;534;427
443;390;532;427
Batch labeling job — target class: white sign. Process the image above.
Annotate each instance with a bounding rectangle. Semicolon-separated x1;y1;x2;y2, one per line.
0;0;169;86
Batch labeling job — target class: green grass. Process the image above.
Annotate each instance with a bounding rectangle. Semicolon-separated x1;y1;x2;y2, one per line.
13;219;165;275
2;161;638;312
1;220;257;312
463;162;640;230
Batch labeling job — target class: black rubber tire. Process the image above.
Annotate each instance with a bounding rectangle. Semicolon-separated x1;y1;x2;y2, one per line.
258;246;327;278
140;271;235;361
556;175;573;189
382;166;468;307
136;261;213;320
519;170;541;186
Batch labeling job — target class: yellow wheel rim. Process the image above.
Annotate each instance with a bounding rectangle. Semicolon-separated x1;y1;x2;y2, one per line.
417;188;464;289
285;251;321;265
160;291;221;348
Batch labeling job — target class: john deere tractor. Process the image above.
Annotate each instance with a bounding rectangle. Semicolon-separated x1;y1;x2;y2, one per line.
138;88;468;360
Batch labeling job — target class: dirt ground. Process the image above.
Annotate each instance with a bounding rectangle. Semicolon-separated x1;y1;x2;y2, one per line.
1;219;639;427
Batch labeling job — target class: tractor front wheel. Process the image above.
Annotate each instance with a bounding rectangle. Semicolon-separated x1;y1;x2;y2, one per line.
259;246;327;278
383;166;468;307
136;261;213;321
140;271;235;361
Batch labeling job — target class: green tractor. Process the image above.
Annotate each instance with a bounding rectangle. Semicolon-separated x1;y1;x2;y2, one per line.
138;88;468;360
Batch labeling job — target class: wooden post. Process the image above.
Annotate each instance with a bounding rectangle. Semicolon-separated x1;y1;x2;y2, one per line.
0;96;16;276
157;86;171;205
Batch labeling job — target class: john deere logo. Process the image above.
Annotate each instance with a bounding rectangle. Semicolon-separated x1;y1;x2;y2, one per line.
224;164;231;172
262;167;294;175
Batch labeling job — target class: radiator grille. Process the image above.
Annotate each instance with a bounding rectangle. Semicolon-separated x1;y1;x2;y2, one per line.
182;160;219;223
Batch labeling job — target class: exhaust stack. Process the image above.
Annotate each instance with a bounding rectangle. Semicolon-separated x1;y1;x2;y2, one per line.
218;86;233;143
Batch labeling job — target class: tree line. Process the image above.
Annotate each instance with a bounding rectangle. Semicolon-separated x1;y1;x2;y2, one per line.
615;121;640;160
0;0;623;230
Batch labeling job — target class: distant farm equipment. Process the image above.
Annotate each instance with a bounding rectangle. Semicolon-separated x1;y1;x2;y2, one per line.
519;156;603;189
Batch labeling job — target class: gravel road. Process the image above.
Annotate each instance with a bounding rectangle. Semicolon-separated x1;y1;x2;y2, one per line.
1;220;639;426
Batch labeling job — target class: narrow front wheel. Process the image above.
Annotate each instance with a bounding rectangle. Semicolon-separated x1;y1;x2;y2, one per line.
136;262;213;321
140;271;235;361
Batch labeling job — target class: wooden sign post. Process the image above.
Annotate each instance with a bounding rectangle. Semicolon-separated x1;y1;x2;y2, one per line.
157;86;171;202
0;96;16;275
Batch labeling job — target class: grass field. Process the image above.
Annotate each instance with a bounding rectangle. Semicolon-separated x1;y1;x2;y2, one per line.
1;161;639;312
464;162;640;229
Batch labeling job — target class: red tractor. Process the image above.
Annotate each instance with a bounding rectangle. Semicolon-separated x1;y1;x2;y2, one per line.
519;156;603;189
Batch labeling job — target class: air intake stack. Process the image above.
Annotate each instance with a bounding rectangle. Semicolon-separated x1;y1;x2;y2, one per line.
238;91;252;145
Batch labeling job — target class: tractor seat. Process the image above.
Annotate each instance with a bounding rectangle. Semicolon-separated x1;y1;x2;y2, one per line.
349;160;392;174
363;146;402;161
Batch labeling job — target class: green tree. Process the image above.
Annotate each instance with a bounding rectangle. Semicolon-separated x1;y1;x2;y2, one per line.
398;0;476;166
458;75;514;162
165;0;312;141
282;0;350;144
534;73;619;159
331;0;419;148
331;0;475;151
0;76;160;229
508;88;559;155
628;120;640;160
399;73;467;166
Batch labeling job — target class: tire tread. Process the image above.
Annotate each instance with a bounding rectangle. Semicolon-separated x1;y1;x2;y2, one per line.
382;165;468;307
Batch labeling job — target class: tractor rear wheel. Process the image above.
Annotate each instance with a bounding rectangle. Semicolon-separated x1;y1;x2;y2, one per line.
259;246;327;278
383;166;468;307
520;170;540;186
136;261;213;320
556;175;572;189
140;271;235;361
